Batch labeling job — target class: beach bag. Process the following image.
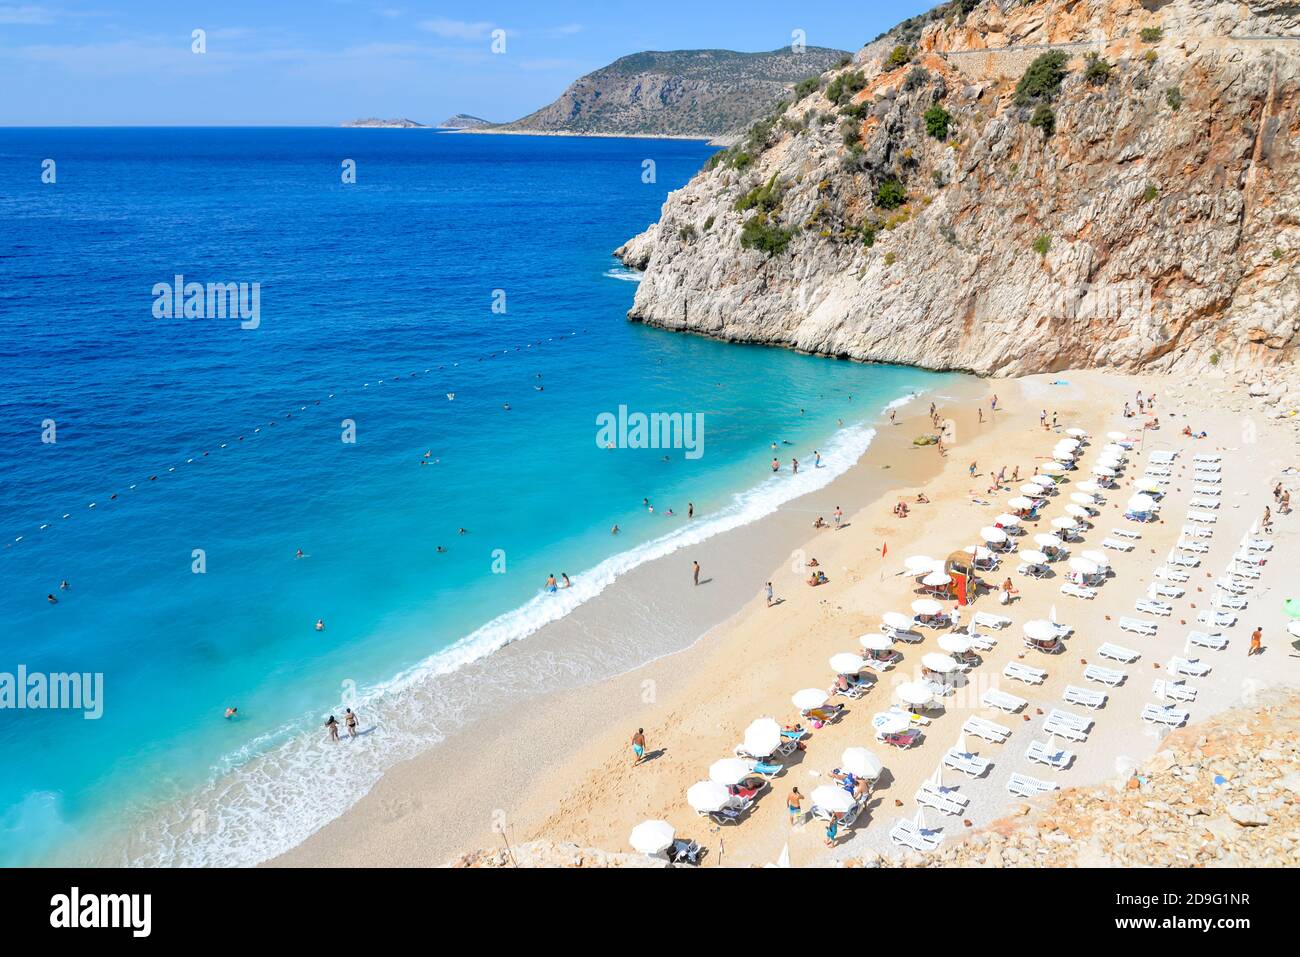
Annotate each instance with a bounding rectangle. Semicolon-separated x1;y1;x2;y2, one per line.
999;590;1010;605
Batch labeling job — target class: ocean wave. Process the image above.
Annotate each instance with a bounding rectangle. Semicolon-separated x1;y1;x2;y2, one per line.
118;415;891;867
602;268;643;282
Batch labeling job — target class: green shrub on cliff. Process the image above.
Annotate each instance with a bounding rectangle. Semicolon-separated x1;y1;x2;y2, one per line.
734;172;783;213
1029;104;1056;138
794;76;822;100
1014;51;1070;106
924;105;952;140
740;213;794;255
887;45;913;69
825;71;867;105
875;179;907;210
1084;53;1113;87
1140;27;1163;43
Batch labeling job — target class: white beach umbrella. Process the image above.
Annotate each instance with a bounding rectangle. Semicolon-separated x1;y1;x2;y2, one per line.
1092;465;1117;477
1066;427;1088;438
872;710;911;735
792;688;829;711
911;598;943;616
1065;504;1091;519
1059;436;1082;448
938;633;972;654
1033;533;1062;548
1069;557;1099;575
1051;516;1079;531
1008;496;1037;510
830;653;865;675
1134;478;1162;494
841;747;884;780
1050;604;1059;624
904;555;938;574
882;611;913;632
861;632;894;652
927;763;944;791
995;513;1022;527
1102;443;1127;455
954;732;969;755
896;681;933;706
1106;431;1128;441
1020;484;1046;496
709;757;755;786
1098;455;1124;469
1080;549;1109;567
981;526;1008;544
921;652;958;673
1040;464;1066;476
914;806;929;832
1020;549;1049;565
687;780;731;813
1024;619;1057;642
963;544;995;561
1077;480;1104;494
1052;448;1076;461
1031;474;1056;487
1070;492;1098;506
811;785;856;814
922;570;953;587
629;819;675;855
1128;494;1157;512
742;718;782;758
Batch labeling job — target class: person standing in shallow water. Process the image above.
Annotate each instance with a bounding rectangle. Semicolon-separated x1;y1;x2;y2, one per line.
326;715;340;742
345;708;359;739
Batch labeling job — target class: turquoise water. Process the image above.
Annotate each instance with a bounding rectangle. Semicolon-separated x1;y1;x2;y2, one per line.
0;128;952;865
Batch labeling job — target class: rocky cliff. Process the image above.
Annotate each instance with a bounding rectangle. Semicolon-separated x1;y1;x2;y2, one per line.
495;47;850;139
618;0;1300;376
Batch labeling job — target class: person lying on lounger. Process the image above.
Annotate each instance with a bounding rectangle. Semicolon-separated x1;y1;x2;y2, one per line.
806;704;846;723
830;768;870;799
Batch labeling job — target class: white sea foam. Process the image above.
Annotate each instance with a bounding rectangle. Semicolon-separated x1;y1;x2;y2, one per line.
120;409;903;868
602;267;643;282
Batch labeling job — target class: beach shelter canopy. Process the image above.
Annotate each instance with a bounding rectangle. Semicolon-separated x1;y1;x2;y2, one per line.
981;526;1008;543
1065;504;1091;519
1020;549;1049;565
830;653;865;675
1040;464;1066;476
896;681;933;706
1034;533;1062;548
810;785;856;813
792;688;829;711
1135;479;1163;494
1031;474;1056;487
963;544;995;561
861;632;893;652
1098;455;1124;469
872;710;911;734
1106;431;1128;441
687;780;731;812
1069;557;1099;575
629;819;675;855
1077;480;1103;494
921;652;958;673
1102;443;1127;455
882;612;913;631
841;747;884;780
1024;619;1058;642
742;718;782;758
938;633;972;654
911;598;943;616
709;757;754;786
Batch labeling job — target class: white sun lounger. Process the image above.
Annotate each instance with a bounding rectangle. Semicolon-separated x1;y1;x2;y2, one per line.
1141;704;1189;728
1083;663;1125;686
1063;685;1107;709
1181;525;1213;539
1110;528;1142;540
1188;630;1228;650
1141;475;1170;486
1155;567;1189;583
916;783;970;815
1191;460;1221;472
1187;511;1218;523
1144;465;1171;477
1148;582;1184;599
1192;485;1221;497
1166;553;1199;568
1230;563;1261;579
1060;583;1097;600
1191;473;1221;485
1196;610;1236;629
1046;708;1092;733
1003;662;1047;685
1097;642;1139;663
1026;740;1073;769
1245;539;1272;552
981;688;1028;713
1152;679;1197;703
1215;578;1249;595
1103;537;1134;551
1006;772;1059;797
1168;656;1211;678
1135;599;1173;617
972;613;1011;632
1119;617;1158;636
1213;593;1247;610
962;630;997;652
1176;540;1210;554
889;817;941;851
1191;453;1220;463
1150;450;1178;464
962;715;1011;743
1041;720;1088;744
1188;498;1219;510
943;748;991;777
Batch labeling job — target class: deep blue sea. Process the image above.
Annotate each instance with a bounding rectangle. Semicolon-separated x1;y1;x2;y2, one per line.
0;128;952;865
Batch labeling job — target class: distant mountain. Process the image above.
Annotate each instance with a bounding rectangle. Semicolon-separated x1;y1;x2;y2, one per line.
341;118;426;128
437;114;493;129
492;47;850;140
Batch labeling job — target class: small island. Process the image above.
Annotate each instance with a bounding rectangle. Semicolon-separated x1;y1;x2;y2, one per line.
340;118;427;128
437;114;494;130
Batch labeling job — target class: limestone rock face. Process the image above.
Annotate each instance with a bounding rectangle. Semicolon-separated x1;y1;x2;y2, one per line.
619;0;1300;377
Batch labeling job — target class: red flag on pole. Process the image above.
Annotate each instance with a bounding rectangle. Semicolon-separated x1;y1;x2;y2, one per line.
881;541;888;558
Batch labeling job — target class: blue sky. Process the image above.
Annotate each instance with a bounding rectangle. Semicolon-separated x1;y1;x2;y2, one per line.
0;1;937;125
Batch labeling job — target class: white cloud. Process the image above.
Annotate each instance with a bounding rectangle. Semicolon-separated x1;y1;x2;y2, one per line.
417;17;494;41
0;4;57;25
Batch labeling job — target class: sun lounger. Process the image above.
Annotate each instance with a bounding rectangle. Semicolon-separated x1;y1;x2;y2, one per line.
1190;474;1221;486
1191;460;1221;472
1181;525;1213;538
1215;578;1249;595
1026;740;1073;769
1141;704;1189;728
1245;538;1272;552
752;760;783;778
1135;599;1172;617
1148;582;1184;599
1230;563;1260;579
1152;679;1197;703
1191;453;1220;463
1102;537;1134;551
962;629;997;652
1003;662;1047;685
879;729;922;749
1017;562;1050;579
981;688;1028;713
1006;772;1060;797
1213;593;1247;610
1144;465;1172;476
1045;708;1092;735
972;612;1011;630
915;784;969;816
832;682;869;700
1196;610;1235;629
943;747;991;777
1168;656;1211;678
1166;553;1199;568
1084;663;1126;686
1175;540;1210;554
1187;630;1228;650
1063;685;1107;709
1060;583;1097;600
1187;512;1218;526
703;796;754;825
1097;641;1139;663
1154;567;1189;583
1140;474;1170;485
1110;527;1142;540
1150;450;1178;464
962;715;1011;743
889;817;941;851
1188;498;1219;510
1192;484;1221;497
1119;617;1158;636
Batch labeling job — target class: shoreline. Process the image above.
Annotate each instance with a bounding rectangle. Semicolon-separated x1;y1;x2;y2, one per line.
275;367;1300;868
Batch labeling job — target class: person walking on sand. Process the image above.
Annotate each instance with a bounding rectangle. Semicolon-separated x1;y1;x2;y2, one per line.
693;561;700;586
969;461;977;478
825;817;839;847
834;505;843;529
345;707;358;739
991;394;998;413
1249;627;1262;657
630;728;647;764
889;409;897;425
787;787;804;827
326;715;340;742
978;408;984;423
765;582;775;607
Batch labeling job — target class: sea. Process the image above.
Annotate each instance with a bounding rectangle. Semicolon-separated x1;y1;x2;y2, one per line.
0;127;954;865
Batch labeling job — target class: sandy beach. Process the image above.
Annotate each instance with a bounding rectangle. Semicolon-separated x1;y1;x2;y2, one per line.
274;368;1299;868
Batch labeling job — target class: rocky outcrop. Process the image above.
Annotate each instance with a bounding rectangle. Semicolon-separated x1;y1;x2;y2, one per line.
341;118;426;128
620;0;1300;376
438;114;493;129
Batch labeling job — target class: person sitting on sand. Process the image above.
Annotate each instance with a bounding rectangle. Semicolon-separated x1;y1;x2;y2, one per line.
807;558;820;568
813;516;827;529
1000;578;1019;605
916;493;929;504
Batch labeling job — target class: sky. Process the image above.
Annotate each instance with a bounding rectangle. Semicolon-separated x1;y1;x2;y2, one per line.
0;0;937;125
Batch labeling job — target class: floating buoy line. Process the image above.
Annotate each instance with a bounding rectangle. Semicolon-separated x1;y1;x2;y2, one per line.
4;331;587;551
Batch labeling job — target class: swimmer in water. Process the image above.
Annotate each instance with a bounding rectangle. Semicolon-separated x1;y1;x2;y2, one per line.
611;525;620;535
792;458;799;474
47;594;58;604
224;707;238;719
315;618;325;631
665;508;674;516
546;574;557;593
772;457;780;472
326;715;340;742
561;573;571;588
295;549;304;559
458;528;467;535
436;545;446;553
60;580;70;590
688;502;694;519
